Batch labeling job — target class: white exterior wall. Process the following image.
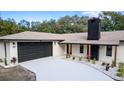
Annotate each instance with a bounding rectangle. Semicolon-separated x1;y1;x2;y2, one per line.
0;41;11;65
6;42;10;64
10;41;18;63
0;41;18;65
99;45;115;62
72;44;80;56
1;40;124;66
0;42;5;59
99;46;106;60
117;42;124;62
71;44;124;63
52;41;65;56
72;44;87;57
71;44;119;62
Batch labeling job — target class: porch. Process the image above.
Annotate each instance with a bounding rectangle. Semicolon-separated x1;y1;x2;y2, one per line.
64;43;118;67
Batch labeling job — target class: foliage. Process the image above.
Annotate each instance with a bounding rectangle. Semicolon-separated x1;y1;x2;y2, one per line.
18;19;30;30
92;58;96;64
111;60;115;68
4;58;7;66
0;18;25;36
66;54;70;59
1;12;124;36
79;56;83;61
72;56;75;60
116;63;124;78
11;57;17;64
100;11;124;31
118;63;124;68
0;58;3;63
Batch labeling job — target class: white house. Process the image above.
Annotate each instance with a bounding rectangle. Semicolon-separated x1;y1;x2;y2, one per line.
0;18;124;67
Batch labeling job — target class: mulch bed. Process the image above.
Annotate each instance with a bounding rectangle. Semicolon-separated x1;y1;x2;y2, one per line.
0;65;36;81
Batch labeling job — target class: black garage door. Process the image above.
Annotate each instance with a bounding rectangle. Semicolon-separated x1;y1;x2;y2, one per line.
18;42;52;62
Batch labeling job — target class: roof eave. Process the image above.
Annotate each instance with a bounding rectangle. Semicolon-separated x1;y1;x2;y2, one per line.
0;39;65;42
60;42;119;46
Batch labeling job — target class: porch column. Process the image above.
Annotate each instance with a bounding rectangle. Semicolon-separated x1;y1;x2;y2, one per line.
114;46;117;67
68;44;71;58
88;44;91;62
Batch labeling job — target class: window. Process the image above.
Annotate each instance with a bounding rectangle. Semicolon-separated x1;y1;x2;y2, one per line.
80;44;84;53
106;45;112;56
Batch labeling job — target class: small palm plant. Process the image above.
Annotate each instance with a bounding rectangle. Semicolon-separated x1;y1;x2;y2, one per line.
0;58;3;63
79;56;83;61
111;60;115;68
117;63;124;79
72;56;75;60
92;58;96;64
4;58;7;66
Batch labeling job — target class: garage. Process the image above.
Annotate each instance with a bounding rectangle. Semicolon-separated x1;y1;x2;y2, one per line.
18;42;52;62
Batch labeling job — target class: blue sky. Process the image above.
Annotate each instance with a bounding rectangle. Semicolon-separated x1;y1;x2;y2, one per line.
0;11;102;22
0;11;82;22
0;11;123;23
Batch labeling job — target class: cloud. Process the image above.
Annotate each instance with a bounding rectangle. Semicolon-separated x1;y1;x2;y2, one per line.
81;11;102;18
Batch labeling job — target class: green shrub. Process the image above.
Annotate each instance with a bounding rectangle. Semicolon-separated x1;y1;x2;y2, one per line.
0;58;3;63
111;60;115;68
4;58;7;66
72;56;75;60
79;56;83;61
117;72;122;77
118;63;124;68
92;58;96;64
116;63;124;78
117;68;121;72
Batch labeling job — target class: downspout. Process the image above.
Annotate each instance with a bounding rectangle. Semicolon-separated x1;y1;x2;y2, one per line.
4;41;7;65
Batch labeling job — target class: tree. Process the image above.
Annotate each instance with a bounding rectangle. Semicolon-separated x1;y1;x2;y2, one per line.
100;11;124;31
56;15;88;33
18;19;30;30
1;11;124;36
0;18;25;36
31;21;41;31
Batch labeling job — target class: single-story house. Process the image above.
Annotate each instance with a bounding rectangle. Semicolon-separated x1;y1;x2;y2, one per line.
0;18;124;67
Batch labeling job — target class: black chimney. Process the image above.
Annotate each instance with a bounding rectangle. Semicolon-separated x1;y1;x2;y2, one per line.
87;18;101;40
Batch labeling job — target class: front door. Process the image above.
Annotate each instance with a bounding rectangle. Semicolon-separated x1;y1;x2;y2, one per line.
91;45;99;60
87;45;99;60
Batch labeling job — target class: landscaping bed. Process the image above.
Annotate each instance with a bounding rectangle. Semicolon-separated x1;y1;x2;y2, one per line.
0;65;36;81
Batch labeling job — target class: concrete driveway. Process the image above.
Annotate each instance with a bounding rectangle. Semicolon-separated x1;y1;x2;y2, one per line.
20;57;114;81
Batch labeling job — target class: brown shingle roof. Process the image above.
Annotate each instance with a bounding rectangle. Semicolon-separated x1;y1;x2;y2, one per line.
61;39;119;45
0;31;64;41
61;30;124;41
0;31;124;45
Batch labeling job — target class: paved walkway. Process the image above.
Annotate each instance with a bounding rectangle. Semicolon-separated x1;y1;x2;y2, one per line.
20;57;114;81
